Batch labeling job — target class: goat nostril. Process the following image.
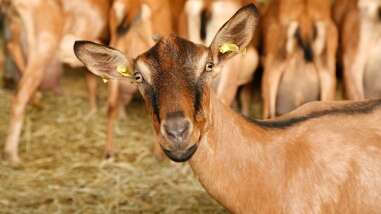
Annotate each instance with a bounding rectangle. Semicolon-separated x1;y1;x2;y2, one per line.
164;121;190;140
165;127;177;139
177;123;188;135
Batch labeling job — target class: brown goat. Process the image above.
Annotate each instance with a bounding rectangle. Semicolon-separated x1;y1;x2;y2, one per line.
75;4;381;213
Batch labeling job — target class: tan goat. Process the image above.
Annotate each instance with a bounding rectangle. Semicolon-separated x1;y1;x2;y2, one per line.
75;4;381;213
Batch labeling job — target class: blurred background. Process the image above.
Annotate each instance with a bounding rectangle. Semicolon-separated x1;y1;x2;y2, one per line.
0;0;379;213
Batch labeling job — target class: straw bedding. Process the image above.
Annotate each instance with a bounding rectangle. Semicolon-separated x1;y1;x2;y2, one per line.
0;68;227;213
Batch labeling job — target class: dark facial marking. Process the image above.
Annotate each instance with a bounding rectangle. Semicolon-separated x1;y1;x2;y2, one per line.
147;85;161;122
250;99;381;129
143;36;206;117
194;79;204;115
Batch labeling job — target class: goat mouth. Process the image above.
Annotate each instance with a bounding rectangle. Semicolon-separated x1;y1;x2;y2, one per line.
161;144;198;162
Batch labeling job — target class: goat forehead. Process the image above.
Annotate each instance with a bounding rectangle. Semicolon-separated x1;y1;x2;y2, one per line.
142;36;205;74
137;37;204;109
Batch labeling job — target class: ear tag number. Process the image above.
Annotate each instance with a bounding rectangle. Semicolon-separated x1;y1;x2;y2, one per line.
219;42;246;55
117;65;132;78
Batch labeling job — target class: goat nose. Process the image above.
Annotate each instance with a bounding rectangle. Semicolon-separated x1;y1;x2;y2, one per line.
163;118;191;142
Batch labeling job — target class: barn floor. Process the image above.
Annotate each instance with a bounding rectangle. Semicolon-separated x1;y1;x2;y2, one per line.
0;69;227;213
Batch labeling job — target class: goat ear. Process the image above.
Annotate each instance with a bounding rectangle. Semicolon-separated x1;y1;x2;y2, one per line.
74;41;133;80
209;4;258;65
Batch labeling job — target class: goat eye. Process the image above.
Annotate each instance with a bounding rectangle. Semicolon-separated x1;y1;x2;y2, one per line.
134;72;143;83
205;62;214;72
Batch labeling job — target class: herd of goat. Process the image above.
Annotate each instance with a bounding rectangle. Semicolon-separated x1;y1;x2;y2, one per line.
1;0;381;213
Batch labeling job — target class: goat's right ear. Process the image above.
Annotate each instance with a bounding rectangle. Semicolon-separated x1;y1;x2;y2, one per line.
74;41;133;80
209;4;258;65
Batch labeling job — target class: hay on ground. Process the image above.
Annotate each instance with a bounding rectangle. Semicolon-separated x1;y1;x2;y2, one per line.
0;69;227;214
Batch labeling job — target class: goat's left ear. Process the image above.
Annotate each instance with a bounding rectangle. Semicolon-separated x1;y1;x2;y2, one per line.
209;4;258;65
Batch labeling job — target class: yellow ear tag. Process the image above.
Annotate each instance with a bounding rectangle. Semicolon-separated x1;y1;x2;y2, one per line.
101;75;109;83
117;65;132;78
219;42;240;54
219;42;247;56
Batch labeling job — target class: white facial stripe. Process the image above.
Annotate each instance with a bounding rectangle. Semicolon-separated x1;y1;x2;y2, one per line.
136;59;152;84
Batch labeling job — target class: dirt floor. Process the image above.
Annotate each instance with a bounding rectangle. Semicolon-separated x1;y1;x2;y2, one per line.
0;69;228;213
